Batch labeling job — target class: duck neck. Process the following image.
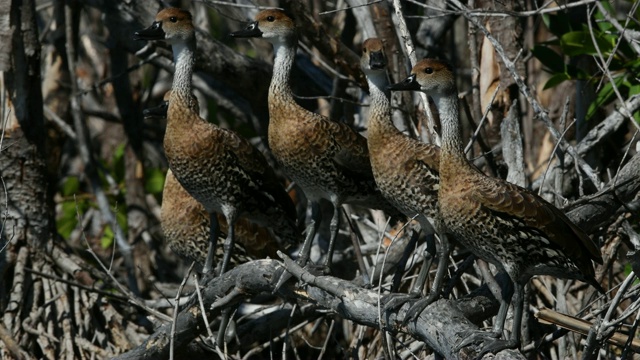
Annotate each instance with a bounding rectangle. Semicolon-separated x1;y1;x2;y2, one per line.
269;38;297;106
434;92;467;168
366;71;398;136
170;38;196;110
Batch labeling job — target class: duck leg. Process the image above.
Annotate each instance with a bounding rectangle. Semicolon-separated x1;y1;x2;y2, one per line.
273;202;318;292
323;202;341;271
217;212;237;276
457;276;515;351
470;281;523;357
342;206;370;286
203;213;220;274
383;232;435;313
405;233;451;321
297;201;320;268
216;307;233;348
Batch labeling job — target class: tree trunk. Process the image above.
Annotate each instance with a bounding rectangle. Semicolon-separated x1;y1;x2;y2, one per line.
1;0;50;337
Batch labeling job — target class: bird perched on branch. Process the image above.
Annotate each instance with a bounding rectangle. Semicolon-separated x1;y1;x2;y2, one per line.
360;38;449;311
230;9;402;272
135;8;297;275
144;94;283;271
389;58;603;357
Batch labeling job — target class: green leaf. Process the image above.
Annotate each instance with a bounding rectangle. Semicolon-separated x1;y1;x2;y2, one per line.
57;198;89;239
101;225;114;249
564;64;590;81
586;76;624;120
594;3;614;32
115;205;128;232
57;201;80;239
631;84;640;124
560;30;614;56
544;73;571;89
145;168;166;195
532;46;565;73
111;143;127;183
61;176;81;197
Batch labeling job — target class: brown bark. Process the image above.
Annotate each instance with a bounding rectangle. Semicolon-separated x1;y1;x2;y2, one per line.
1;0;50;350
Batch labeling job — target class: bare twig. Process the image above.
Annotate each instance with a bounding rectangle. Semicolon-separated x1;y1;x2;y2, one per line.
536;308;640;351
390;0;440;145
170;263;195;360
407;0;598;19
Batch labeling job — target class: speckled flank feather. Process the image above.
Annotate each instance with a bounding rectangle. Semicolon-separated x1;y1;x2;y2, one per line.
161;171;281;269
440;169;602;283
164;100;298;245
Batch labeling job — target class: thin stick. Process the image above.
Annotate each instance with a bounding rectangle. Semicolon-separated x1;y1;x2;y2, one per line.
170;263;195;360
391;0;440;145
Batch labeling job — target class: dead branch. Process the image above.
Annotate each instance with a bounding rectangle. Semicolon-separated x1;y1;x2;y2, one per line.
114;150;640;359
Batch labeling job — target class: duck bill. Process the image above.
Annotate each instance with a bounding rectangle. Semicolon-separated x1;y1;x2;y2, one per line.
143;101;169;118
230;21;262;38
134;21;165;41
369;51;386;70
387;74;420;91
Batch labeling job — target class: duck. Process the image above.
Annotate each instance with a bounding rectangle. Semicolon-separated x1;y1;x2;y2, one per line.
144;93;282;270
135;8;297;275
388;58;603;356
230;9;402;271
360;38;449;313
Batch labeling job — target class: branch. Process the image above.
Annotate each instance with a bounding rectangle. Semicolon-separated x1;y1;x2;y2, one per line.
566;152;640;233
280;253;523;359
391;0;440;145
114;148;640;359
116;256;518;359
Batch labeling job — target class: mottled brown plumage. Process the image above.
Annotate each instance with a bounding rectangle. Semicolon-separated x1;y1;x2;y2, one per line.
231;11;402;269
145;94;282;269
161;170;280;269
135;8;297;274
389;59;603;356
361;39;447;307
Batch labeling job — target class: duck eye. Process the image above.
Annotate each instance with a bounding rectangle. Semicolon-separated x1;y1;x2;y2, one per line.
425;67;433;74
267;16;275;22
169;16;177;23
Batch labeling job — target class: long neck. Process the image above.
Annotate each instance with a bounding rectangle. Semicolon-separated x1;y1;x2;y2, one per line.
366;71;398;136
269;39;297;106
434;92;466;164
170;39;196;108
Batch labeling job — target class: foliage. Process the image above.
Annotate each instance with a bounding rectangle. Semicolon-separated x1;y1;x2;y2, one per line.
532;4;640;122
